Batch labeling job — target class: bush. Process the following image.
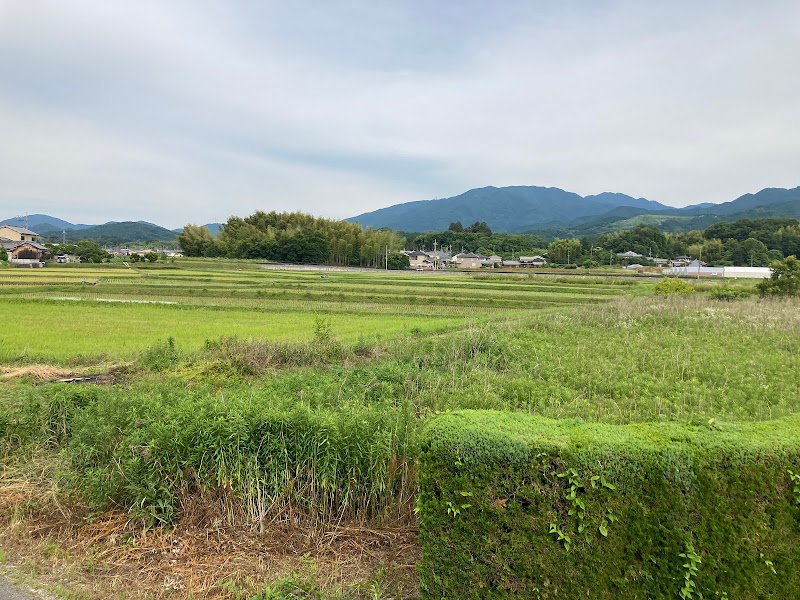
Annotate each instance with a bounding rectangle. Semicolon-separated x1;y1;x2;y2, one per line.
757;255;800;297
709;287;751;301
654;277;694;295
418;410;800;599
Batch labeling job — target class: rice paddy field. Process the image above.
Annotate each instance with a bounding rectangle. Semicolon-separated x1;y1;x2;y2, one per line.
0;259;629;363
0;259;796;599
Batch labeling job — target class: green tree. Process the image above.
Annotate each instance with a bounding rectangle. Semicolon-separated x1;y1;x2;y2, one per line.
466;221;492;235
548;238;583;264
386;252;411;270
74;240;111;263
0;245;7;263
178;224;217;257
448;221;464;232
144;252;159;263
757;255;800;297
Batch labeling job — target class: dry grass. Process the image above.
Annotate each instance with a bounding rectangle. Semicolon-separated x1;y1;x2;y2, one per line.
0;471;419;599
0;365;75;382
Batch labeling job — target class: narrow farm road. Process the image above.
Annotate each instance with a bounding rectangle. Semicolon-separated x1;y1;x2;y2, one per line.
0;577;57;600
0;579;32;600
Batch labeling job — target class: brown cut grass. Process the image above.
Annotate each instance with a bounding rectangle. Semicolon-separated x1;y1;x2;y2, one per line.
0;472;419;599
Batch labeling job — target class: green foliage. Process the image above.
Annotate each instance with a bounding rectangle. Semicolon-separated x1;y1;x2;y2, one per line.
708;286;751;301
178;224;217;257
386;252;410;270
66;383;417;528
418;411;800;599
547;238;582;264
0;385;102;453
466;221;492;235
53;240;111;263
0;245;7;262
195;210;405;267
757;255;800;297
679;541;702;599
655;277;694;295
140;337;181;372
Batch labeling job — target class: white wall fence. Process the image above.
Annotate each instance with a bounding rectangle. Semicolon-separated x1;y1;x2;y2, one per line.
662;266;772;279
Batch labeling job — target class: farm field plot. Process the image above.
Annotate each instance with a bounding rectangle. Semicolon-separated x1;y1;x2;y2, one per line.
3;260;797;599
0;261;629;363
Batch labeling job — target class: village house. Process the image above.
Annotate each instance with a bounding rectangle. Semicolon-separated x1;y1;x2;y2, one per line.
402;250;434;269
519;255;547;267
451;252;483;269
0;226;49;267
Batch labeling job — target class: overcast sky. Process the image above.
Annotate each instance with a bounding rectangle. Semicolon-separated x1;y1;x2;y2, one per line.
1;1;798;228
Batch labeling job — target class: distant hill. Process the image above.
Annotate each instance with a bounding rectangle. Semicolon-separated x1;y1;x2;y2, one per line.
678;187;800;216
0;214;212;245
349;185;800;235
348;186;673;233
38;221;178;245
0;214;91;231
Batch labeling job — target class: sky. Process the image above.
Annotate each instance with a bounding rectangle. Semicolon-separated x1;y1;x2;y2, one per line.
1;0;799;229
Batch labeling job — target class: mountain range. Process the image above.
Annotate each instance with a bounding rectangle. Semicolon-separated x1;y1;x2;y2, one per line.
4;185;800;244
348;186;800;235
0;215;222;244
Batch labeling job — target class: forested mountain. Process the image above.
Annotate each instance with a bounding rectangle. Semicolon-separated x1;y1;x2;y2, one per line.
349;185;800;234
348;186;672;233
0;214;91;231
38;221;178;245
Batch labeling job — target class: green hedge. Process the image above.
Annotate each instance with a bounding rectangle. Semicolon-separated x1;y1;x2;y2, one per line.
418;410;800;599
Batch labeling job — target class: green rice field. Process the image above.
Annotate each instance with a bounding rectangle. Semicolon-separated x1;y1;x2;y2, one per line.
0;259;631;363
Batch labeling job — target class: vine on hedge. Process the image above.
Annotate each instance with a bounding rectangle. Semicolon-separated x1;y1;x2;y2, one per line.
548;467;618;551
679;541;702;599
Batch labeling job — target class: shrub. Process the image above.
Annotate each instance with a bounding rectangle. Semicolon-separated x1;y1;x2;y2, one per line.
418;410;800;599
709;287;751;301
654;277;694;295
757;255;800;297
139;337;180;372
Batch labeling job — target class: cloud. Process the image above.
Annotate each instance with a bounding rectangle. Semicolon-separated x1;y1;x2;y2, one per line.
0;0;798;227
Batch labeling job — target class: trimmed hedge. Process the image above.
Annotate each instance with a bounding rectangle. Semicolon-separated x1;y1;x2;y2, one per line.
418;410;800;599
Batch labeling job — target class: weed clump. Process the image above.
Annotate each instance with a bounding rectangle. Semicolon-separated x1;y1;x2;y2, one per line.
654;277;694;295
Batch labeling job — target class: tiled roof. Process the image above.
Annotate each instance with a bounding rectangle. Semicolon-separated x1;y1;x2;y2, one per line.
0;225;38;236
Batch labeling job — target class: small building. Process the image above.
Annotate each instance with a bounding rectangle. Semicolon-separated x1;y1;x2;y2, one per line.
403;250;432;269
452;252;483;269
625;263;644;271
0;225;40;243
1;226;49;267
4;241;50;267
483;255;503;267
616;250;643;259
502;260;522;268
426;250;451;269
519;255;547;267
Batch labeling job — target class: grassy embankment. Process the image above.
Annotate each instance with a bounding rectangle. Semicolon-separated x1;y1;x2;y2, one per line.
0;260;791;599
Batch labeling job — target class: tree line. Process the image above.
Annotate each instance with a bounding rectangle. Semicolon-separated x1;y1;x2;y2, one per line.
179;211;407;268
178;215;800;269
